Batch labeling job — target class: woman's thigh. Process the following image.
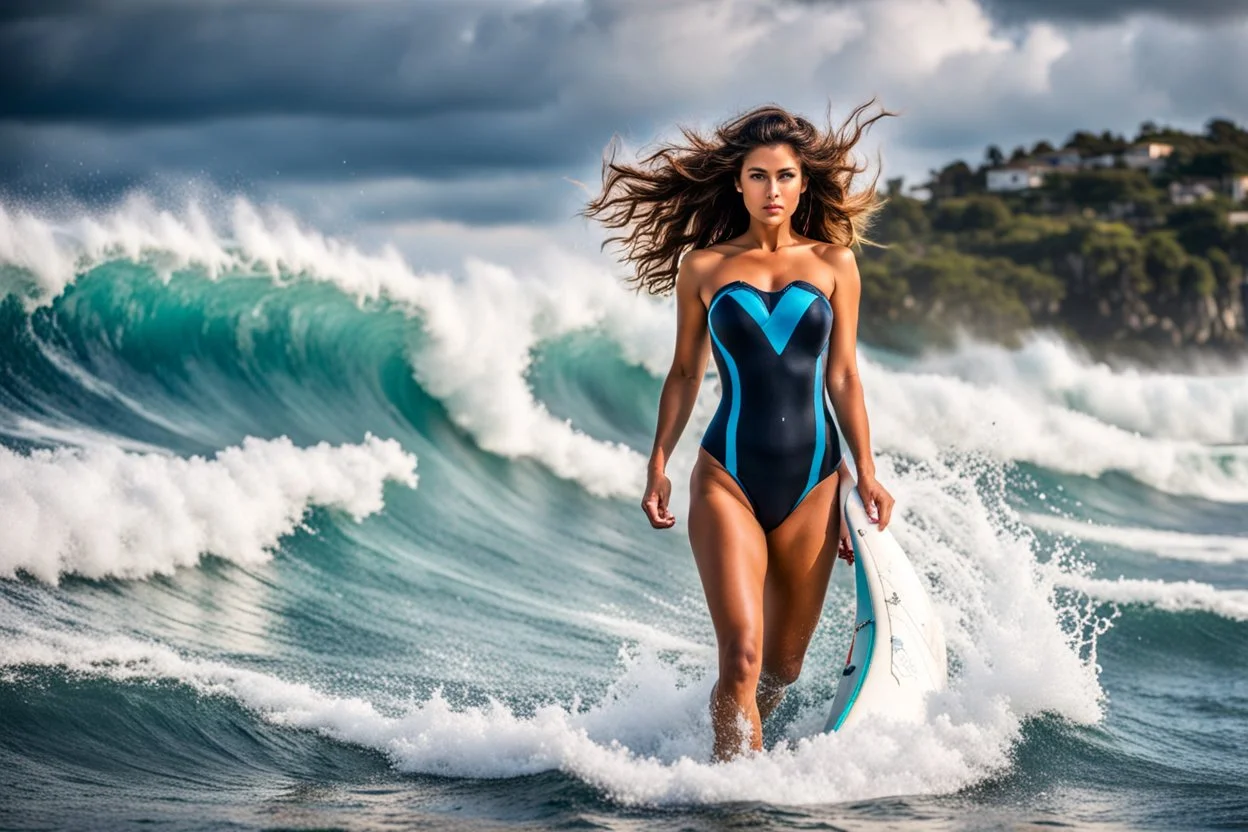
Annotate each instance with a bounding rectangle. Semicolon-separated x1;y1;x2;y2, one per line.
688;449;769;652
761;471;841;675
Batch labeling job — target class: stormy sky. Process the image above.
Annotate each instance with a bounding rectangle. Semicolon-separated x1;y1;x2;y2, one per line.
3;0;1247;267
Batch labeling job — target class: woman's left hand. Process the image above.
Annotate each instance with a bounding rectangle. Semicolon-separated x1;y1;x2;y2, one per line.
857;473;895;531
837;523;854;565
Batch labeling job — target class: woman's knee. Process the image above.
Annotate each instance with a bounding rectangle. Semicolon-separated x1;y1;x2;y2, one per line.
718;637;762;689
762;656;804;688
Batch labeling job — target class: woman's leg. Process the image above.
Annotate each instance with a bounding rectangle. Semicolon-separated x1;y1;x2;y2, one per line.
688;449;769;761
755;469;843;721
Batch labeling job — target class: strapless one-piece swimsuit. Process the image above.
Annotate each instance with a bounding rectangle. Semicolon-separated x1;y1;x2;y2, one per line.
700;279;843;532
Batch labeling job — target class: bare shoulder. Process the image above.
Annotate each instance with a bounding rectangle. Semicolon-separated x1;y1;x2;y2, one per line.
676;247;727;296
813;243;860;294
813;242;857;271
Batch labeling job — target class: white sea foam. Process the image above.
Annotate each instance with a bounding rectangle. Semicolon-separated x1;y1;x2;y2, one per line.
911;334;1248;444
1054;573;1248;622
404;251;663;498
5;195;1245;503
1;195;1241;808
0;196;662;499
0;451;1109;805
0;624;1054;805
1024;512;1248;564
863;358;1248;503
0;434;417;583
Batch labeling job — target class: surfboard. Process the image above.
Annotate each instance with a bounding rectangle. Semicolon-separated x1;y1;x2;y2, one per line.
825;474;947;732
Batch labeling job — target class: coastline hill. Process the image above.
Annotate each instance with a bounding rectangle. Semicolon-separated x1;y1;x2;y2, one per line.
860;118;1248;353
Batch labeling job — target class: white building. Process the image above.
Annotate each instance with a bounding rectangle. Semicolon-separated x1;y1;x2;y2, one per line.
1123;142;1173;173
1033;150;1083;171
1083;152;1119;169
987;164;1044;192
1228;173;1248;204
1169;181;1217;205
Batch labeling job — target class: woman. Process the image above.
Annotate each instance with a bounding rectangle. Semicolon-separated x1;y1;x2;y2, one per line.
583;102;896;761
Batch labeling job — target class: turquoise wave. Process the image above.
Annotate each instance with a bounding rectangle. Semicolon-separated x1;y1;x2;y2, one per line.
0;253;1244;829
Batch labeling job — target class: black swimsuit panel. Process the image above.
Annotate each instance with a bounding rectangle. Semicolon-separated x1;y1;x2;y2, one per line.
700;279;843;532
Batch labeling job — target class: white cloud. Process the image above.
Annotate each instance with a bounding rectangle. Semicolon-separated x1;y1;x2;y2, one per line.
2;0;1243;228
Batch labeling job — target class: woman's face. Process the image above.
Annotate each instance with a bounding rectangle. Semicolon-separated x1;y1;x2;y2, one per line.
736;143;807;229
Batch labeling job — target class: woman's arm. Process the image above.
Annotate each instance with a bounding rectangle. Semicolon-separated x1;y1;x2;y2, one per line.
641;251;714;528
822;245;895;529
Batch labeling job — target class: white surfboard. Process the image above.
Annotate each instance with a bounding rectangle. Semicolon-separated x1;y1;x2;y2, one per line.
825;474;947;732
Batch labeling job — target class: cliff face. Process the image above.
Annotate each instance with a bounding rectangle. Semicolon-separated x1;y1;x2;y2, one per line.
1057;247;1244;346
860;188;1248;353
864;120;1248;353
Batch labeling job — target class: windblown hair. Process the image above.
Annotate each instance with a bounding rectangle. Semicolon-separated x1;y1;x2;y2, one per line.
581;100;896;295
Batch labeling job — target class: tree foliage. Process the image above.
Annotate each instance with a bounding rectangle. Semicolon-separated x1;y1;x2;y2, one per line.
859;118;1248;348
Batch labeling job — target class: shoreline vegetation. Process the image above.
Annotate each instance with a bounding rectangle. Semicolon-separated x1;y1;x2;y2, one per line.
860;117;1248;361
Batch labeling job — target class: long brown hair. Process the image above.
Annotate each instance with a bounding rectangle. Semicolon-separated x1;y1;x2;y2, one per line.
580;100;896;295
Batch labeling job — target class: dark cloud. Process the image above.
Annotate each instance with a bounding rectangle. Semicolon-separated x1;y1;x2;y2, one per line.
0;111;615;222
2;0;1246;228
0;1;575;123
980;0;1248;24
790;0;1248;24
0;0;657;217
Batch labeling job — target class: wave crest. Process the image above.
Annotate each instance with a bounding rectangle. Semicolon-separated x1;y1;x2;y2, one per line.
0;434;417;583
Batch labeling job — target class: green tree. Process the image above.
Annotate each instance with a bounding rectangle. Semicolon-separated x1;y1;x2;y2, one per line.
1143;231;1186;295
903;249;1034;339
1169;204;1231;254
993;257;1065;317
1205;117;1248;148
1183;148;1248;178
1080;223;1146;293
1206;247;1241;293
1048;169;1154;208
1180;257;1217;297
1064;130;1128;157
1230;225;1248;269
962;195;1012;231
857;248;912;324
932;195;1011;232
873;194;930;242
926;160;981;199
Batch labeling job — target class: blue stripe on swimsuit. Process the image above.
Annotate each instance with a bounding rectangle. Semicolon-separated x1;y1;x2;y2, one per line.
701;279;843;532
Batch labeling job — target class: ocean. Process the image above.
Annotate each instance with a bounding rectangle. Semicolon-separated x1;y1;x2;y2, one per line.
1;196;1245;830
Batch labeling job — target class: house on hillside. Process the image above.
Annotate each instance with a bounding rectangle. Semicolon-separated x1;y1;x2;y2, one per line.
1123;142;1173;173
987;162;1045;192
1228;173;1248;204
1169;180;1217;205
1033;149;1083;171
1083;152;1119;169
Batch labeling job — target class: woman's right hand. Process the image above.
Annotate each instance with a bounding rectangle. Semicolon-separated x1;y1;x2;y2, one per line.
641;471;676;529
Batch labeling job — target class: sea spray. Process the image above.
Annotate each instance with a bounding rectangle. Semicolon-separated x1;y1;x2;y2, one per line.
0;446;1113;805
0;196;665;497
0;435;417;582
0;195;1242;819
911;333;1248;444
